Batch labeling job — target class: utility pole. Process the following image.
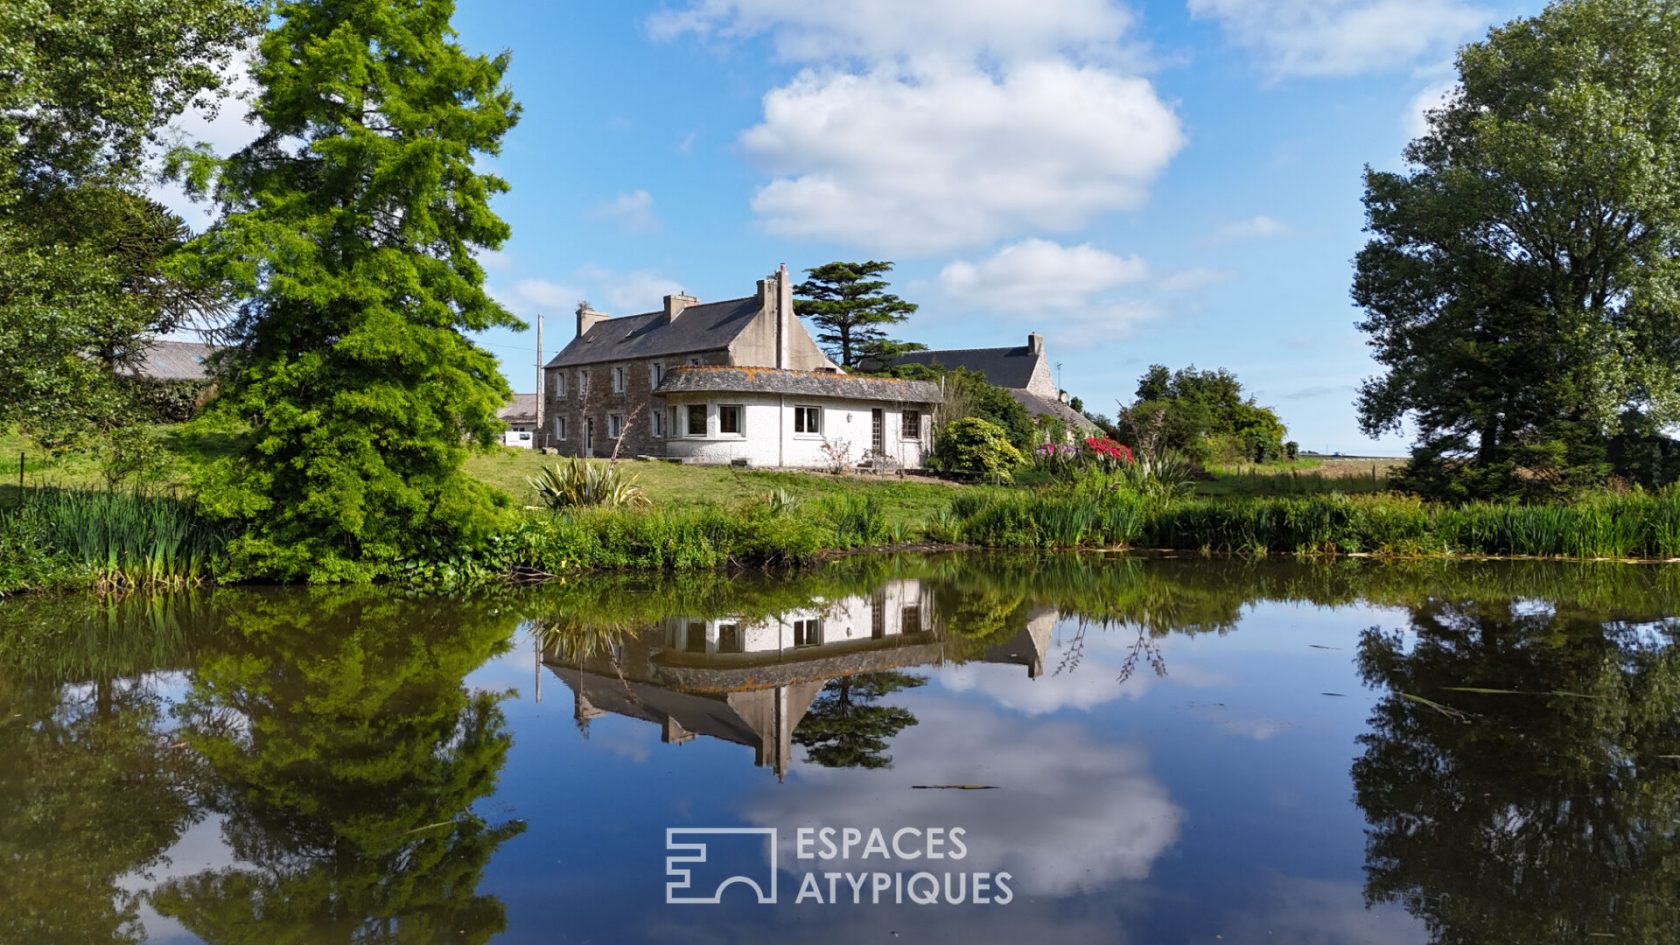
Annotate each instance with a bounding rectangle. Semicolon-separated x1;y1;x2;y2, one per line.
535;313;544;446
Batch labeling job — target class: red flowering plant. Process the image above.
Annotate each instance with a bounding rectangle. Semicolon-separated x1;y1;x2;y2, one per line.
1084;436;1134;468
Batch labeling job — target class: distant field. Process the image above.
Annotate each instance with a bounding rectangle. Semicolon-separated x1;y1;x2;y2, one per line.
1199;456;1406;497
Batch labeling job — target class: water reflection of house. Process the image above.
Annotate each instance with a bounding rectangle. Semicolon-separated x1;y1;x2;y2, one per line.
541;581;1057;779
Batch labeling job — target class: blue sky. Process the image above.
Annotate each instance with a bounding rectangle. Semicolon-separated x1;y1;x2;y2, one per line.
165;0;1542;455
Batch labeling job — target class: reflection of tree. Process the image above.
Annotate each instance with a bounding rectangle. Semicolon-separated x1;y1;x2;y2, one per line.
151;591;526;945
1353;600;1680;943
794;672;926;769
0;674;198;945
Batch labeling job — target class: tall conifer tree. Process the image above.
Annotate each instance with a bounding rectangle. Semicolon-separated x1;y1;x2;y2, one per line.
177;0;522;578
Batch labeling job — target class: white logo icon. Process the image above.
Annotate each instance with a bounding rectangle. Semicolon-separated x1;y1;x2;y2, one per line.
665;828;779;904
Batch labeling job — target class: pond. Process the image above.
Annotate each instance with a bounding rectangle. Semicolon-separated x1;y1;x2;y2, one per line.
3;554;1678;944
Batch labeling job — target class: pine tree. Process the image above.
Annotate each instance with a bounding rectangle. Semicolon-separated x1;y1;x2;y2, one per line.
793;260;921;369
175;0;522;579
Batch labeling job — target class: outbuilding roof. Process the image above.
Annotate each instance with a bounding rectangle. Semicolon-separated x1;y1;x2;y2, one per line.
1011;390;1099;433
892;344;1043;390
655;366;942;404
546;296;761;368
114;340;222;381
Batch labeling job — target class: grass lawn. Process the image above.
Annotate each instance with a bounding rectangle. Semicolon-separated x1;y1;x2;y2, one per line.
2;427;966;530
467;447;964;528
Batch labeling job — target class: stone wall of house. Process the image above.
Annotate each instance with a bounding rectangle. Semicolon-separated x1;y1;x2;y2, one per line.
542;351;730;456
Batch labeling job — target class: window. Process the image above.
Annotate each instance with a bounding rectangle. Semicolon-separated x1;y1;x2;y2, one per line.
902;409;922;439
718;404;743;435
793;618;823;647
651;411;664;438
717;623;742;654
650;362;664;387
794;405;821;435
689;357;701;366
607;413;623;438
611;366;626;393
685;622;707;653
686;404;707;437
576;370;589;395
871;597;886;639
553;416;567;441
901;605;923;634
553;373;567;398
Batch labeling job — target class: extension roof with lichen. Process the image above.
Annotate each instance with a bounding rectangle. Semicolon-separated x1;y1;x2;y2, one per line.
546;297;760;368
655;366;941;404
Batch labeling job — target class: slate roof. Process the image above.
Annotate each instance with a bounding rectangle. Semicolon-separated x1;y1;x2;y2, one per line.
125;340;221;381
892;345;1043;390
1011;390;1099;433
498;393;538;423
655;366;942;404
546;296;761;368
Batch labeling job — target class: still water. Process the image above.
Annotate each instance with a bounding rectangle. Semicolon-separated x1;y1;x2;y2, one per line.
3;554;1678;944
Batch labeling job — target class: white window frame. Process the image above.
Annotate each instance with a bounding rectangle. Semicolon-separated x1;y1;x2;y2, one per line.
553;373;567;398
793;618;823;647
650;362;664;387
718;403;744;437
611;365;626;393
650;410;664;438
607;413;623;438
576;369;589;395
793;405;822;436
553;416;567;441
685;403;707;438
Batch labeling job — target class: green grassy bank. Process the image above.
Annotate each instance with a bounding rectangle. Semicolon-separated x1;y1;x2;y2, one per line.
4;428;1676;594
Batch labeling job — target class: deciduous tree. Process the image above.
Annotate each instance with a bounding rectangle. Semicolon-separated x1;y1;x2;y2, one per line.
1354;0;1680;499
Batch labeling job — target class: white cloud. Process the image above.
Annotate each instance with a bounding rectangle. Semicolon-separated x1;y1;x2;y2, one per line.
492;278;589;321
491;265;687;321
575;264;686;313
652;1;1181;255
746;697;1184;897
1188;0;1488;78
940;239;1149;310
583;189;661;233
744;64;1183;254
647;0;1136;69
1210;215;1291;242
1405;78;1458;139
150;47;262;230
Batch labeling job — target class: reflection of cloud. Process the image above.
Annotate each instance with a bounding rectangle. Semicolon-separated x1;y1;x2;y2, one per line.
939;620;1229;715
1190;875;1421;944
745;697;1183;897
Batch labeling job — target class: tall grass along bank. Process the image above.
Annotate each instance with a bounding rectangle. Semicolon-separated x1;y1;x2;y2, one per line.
1;489;228;592
937;488;1680;560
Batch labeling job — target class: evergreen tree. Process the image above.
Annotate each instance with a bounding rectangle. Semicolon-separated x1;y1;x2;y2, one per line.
793;672;926;769
174;0;522;579
1354;0;1680;499
793;260;921;369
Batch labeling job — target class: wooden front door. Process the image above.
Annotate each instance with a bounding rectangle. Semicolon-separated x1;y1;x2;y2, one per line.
871;409;884;454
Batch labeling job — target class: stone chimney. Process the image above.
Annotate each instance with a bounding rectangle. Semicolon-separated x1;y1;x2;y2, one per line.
576;303;608;338
1027;332;1044;355
776;264;792;369
663;292;697;324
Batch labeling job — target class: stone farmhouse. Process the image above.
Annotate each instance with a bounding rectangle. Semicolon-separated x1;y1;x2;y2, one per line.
542;266;941;469
893;334;1097;435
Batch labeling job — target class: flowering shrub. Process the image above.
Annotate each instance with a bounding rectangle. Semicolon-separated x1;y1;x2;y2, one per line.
1085;436;1134;466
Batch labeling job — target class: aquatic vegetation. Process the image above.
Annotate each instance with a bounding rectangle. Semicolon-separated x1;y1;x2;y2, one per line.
5;488;226;589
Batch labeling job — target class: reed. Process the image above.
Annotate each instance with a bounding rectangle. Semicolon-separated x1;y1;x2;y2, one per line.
20;488;227;588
